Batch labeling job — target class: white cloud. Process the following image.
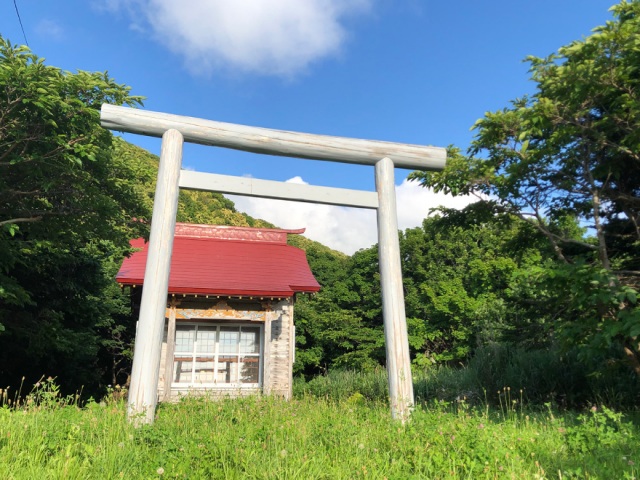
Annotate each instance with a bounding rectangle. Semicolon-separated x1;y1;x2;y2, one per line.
229;176;477;255
284;176;307;185
35;19;64;40
101;0;371;76
395;177;477;231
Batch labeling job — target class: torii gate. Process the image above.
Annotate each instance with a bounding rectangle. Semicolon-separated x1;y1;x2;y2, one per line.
100;104;446;424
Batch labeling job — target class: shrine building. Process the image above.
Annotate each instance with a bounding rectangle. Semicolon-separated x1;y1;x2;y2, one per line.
116;223;320;401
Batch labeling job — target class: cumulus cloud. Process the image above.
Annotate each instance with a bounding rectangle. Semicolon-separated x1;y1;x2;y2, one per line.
228;176;477;255
101;0;370;76
395;177;477;231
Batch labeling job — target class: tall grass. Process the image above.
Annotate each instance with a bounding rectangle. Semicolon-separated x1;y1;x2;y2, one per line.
467;344;640;408
2;348;640;479
295;345;640;409
1;382;639;479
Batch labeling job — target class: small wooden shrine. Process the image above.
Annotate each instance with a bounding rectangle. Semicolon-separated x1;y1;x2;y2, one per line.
117;223;320;401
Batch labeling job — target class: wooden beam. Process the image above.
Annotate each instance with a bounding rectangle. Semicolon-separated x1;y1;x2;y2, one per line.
375;157;414;422
163;304;177;402
127;129;183;425
101;104;446;171
263;315;272;396
288;302;295;401
179;170;379;210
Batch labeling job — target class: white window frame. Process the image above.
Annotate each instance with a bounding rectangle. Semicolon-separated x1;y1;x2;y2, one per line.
171;322;263;389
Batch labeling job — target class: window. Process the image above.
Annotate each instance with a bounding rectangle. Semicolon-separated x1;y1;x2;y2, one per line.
172;324;262;387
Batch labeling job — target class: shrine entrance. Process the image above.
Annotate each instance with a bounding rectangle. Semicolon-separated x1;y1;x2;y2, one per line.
100;104;446;424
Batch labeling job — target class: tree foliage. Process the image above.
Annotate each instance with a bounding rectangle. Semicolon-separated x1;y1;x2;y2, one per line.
410;1;640;375
401;203;555;365
0;35;315;394
293;202;556;374
0;36;151;392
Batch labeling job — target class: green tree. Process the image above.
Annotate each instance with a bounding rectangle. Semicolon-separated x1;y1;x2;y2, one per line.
292;202;555;373
400;203;555;365
287;236;372;375
0;37;149;393
411;1;640;374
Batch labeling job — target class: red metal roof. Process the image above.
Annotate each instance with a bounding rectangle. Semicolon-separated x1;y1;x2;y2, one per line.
116;224;320;297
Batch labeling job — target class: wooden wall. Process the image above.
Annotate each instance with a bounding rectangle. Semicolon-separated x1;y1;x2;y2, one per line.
157;297;295;401
264;299;294;399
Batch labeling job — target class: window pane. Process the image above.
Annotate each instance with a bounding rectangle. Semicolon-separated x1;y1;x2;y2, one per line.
173;358;192;383
175;326;194;353
196;326;217;354
216;355;237;383
219;327;239;354
239;327;260;354
172;324;262;386
239;356;260;384
194;359;215;383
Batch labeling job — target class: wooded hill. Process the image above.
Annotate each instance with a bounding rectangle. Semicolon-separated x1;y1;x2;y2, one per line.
1;1;639;407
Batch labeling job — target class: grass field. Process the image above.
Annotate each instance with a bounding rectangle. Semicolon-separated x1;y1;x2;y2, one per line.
0;378;638;479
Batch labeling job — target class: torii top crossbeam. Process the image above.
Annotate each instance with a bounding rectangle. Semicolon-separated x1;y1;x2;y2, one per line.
101;104;445;170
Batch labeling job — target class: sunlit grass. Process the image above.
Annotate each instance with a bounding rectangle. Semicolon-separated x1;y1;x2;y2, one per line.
1;379;639;479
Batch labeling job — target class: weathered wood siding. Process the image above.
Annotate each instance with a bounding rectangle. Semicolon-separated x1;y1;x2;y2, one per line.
156;297;294;401
158;323;168;396
266;299;294;399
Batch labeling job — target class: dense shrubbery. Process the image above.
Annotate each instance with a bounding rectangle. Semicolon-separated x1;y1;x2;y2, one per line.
295;345;640;410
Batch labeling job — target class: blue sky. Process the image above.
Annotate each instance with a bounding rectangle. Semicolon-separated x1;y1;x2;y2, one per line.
1;0;616;253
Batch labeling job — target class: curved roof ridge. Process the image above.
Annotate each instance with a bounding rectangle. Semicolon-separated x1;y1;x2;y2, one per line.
174;223;305;244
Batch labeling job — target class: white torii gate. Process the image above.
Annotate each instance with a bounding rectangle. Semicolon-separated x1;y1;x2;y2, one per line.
100;104;446;424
